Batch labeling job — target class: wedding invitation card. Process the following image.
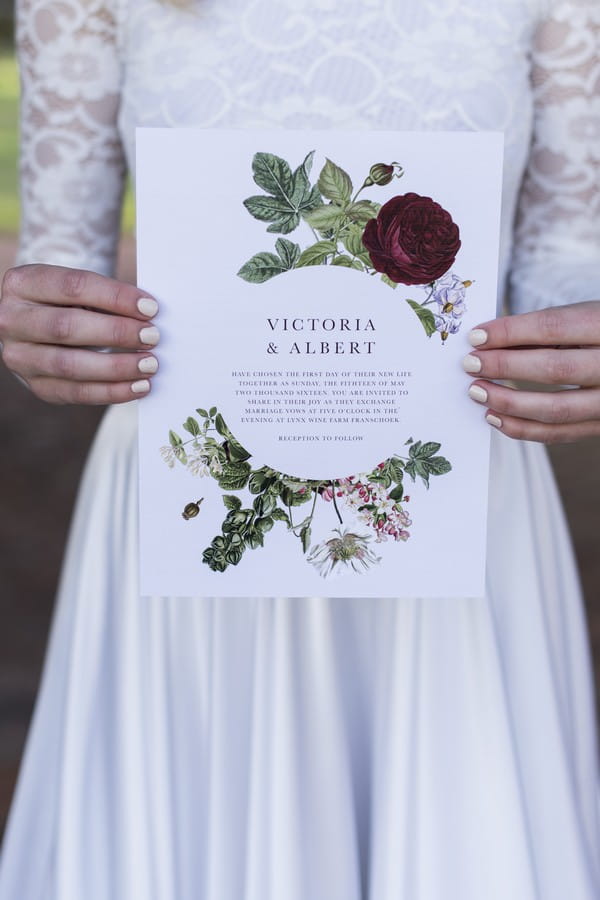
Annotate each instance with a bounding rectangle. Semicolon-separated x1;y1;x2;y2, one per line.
136;129;503;598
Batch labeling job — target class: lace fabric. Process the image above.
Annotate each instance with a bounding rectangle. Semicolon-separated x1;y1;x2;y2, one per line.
510;0;600;311
14;0;600;310
16;0;126;275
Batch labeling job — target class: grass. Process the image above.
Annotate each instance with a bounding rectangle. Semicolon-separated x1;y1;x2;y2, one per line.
0;46;134;235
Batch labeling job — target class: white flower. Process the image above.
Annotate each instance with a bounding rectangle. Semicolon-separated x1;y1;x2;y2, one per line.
188;454;210;477
160;446;176;468
308;528;381;578
431;272;467;318
434;312;463;340
209;458;224;476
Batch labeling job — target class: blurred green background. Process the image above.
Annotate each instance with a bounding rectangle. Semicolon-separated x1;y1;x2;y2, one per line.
0;45;19;232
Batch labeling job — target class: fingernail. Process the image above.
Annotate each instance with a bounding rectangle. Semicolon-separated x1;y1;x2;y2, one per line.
469;328;488;347
462;354;482;374
468;384;488;403
137;297;158;318
138;356;158;374
140;326;160;346
486;413;502;428
131;379;150;394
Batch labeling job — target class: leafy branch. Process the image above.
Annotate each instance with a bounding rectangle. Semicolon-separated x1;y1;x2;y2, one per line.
162;409;452;575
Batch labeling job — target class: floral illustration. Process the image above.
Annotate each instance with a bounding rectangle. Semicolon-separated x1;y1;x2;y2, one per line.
237;151;474;342
161;408;452;578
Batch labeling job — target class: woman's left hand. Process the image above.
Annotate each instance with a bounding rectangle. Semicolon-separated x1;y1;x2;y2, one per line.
463;300;600;443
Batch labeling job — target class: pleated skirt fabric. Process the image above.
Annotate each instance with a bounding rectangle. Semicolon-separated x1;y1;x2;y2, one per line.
1;402;599;899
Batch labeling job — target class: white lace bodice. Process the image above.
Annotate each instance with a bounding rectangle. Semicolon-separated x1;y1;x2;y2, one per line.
15;0;600;313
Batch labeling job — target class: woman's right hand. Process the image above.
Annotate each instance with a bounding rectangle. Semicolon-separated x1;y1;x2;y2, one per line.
0;264;160;404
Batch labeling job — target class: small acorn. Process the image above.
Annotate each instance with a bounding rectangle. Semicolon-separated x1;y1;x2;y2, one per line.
182;499;204;520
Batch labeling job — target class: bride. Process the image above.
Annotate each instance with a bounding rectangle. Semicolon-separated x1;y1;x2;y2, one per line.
0;0;599;897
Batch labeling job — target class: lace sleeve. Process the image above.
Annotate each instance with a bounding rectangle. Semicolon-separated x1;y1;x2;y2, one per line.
15;0;126;276
509;0;600;313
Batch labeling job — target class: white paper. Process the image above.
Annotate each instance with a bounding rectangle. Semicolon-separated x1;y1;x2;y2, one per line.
137;129;503;598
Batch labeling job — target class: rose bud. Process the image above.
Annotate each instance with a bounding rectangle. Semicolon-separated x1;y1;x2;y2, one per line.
364;162;403;187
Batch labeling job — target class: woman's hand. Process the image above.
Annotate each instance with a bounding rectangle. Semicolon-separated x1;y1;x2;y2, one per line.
0;264;160;404
463;301;600;443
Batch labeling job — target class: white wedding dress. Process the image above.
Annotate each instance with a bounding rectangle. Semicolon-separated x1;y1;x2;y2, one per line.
2;0;600;897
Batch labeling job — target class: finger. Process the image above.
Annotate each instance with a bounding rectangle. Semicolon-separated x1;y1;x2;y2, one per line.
481;409;600;444
2;342;159;382
468;380;600;425
28;376;153;405
468;301;600;350
462;346;600;386
2;265;158;320
11;303;160;350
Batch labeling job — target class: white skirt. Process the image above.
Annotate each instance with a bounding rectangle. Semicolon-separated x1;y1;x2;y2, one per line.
1;402;599;900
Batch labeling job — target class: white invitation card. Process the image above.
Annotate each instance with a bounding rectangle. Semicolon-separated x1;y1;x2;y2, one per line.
136;129;503;598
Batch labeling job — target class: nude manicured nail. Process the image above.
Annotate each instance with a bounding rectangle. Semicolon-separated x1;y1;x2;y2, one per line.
469;328;488;347
131;379;150;394
139;326;160;345
462;354;482;374
486;414;502;428
137;297;158;318
138;356;158;374
468;384;488;403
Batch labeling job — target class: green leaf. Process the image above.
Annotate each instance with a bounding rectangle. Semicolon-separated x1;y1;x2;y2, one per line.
275;237;301;269
404;460;417;482
389;484;404;501
303;204;346;232
214;414;227;437
244;152;320;235
346;199;380;225
252;152;294;198
238;251;287;283
247;527;265;549
406;299;437;337
217;461;252;491
242;195;300;234
183;416;201;437
388;457;405;483
291;152;322;212
418;442;442;458
256;516;274;534
225;437;252;463
331;254;363;269
424;456;452;476
196;408;209;418
381;274;399;289
225;547;244;566
317;158;353;205
249;471;267;494
223;494;242;511
271;507;292;527
300;524;312;554
296;240;337;268
342;224;371;263
169;429;183;447
414;459;430;488
209;406;217;417
409;440;422;457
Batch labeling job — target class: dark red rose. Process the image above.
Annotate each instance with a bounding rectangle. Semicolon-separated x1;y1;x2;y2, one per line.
362;192;461;285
